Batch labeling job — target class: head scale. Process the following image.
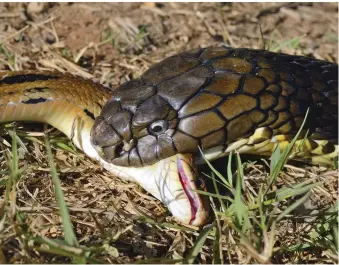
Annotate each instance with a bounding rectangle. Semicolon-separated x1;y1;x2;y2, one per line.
90;50;216;167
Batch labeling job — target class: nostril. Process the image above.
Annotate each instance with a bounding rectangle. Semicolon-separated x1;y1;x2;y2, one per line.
115;142;125;157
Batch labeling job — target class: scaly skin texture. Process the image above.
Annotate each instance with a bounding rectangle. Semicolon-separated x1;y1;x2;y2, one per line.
0;70;209;226
0;47;337;226
0;70;109;155
91;47;338;167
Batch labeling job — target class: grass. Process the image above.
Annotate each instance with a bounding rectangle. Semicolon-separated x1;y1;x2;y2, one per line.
0;77;338;263
267;30;304;53
0;3;338;263
0;111;337;263
188;111;337;264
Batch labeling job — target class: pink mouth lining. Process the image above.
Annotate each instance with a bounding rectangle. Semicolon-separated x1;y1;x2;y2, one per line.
177;157;199;224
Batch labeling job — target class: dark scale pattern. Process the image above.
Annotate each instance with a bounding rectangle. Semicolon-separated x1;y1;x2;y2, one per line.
0;74;58;85
91;47;338;167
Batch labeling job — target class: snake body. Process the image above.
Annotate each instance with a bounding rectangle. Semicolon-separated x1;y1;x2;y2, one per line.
1;47;338;226
0;71;108;158
92;47;338;167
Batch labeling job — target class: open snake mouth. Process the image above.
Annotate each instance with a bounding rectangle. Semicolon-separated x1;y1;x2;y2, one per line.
101;153;209;226
170;154;209;226
177;157;199;224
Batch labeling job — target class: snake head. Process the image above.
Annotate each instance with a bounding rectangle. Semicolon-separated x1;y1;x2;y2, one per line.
89;72;212;226
90;89;210;225
90;77;181;167
90;51;216;167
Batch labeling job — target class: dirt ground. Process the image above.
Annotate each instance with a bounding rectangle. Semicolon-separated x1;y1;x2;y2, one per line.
0;2;338;264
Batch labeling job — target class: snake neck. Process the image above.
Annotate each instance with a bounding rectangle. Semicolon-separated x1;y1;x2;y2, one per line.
0;70;111;160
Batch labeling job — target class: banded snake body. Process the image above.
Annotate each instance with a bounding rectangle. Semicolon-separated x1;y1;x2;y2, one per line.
1;47;338;226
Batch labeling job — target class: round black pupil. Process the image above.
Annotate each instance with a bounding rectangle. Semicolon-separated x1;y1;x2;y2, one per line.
152;124;163;133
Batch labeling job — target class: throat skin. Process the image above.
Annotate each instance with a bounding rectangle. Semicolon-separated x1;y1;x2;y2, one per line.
0;99;97;159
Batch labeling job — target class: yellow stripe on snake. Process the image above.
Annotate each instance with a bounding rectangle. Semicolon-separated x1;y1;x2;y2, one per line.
0;47;338;226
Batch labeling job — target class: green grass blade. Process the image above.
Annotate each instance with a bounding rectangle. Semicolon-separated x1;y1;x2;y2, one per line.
52;140;77;154
9;129;19;179
266;109;310;194
332;221;338;252
202;171;232;190
194;189;234;203
268;30;276;51
211;171;228;213
270;144;280;177
270;35;304;52
44;135;80;249
212;225;221;264
4;129;19;202
277;181;323;200
227;151;233;188
257;185;266;230
199;147;233;190
8;129;28;154
234;153;249;230
185;224;214;264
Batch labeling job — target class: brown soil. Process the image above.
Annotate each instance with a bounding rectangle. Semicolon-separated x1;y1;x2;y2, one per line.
0;2;338;264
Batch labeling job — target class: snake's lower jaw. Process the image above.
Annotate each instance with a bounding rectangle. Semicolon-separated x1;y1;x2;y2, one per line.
102;153;209;226
171;154;210;226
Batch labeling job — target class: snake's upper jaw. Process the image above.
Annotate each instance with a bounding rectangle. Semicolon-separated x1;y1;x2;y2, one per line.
102;153;209;226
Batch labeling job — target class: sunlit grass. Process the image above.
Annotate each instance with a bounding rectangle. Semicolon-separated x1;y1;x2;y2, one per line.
187;110;338;263
0;12;337;263
0;108;337;264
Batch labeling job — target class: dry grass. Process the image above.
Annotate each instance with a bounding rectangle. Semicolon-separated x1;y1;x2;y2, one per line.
0;2;338;264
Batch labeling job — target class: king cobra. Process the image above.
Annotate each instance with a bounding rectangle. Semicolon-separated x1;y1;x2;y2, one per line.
1;47;338;226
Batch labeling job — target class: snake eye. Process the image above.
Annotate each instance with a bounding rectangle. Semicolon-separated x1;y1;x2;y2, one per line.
149;120;168;135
